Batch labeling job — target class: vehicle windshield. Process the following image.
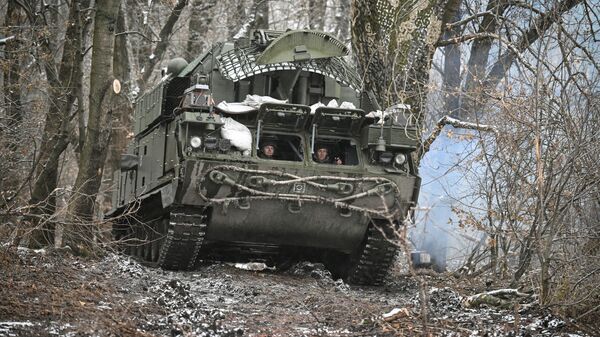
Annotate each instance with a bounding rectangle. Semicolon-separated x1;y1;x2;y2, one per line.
312;139;358;166
257;133;304;162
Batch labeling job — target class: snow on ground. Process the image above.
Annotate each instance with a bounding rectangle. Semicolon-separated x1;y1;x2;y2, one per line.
0;248;594;336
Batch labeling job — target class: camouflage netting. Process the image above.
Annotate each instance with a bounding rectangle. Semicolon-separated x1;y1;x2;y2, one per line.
216;46;362;91
351;0;442;116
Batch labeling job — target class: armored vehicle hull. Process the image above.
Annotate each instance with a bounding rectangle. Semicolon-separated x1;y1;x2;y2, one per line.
110;30;421;285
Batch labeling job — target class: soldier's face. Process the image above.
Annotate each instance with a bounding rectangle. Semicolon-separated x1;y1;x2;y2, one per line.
317;148;328;161
263;145;275;157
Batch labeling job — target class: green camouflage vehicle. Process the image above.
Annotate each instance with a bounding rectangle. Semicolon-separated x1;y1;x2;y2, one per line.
109;29;421;285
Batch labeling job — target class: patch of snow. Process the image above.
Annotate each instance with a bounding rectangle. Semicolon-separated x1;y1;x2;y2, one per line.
97;300;112;310
382;308;403;319
501;314;515;323
0;36;15;44
16;247;46;255
134;297;151;304
0;322;34;327
547;317;566;329
233;262;271;271
0;321;35;336
333;279;350;293
130;86;140;100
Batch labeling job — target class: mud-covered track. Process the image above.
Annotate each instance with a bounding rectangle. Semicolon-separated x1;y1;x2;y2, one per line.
346;220;398;285
122;209;208;270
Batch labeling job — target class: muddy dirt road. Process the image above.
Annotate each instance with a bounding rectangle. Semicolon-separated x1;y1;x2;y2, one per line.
0;248;593;336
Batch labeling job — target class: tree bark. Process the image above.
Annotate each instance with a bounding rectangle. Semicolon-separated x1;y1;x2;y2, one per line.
103;2;134;211
139;0;189;90
228;0;247;38
27;0;84;247
0;1;26;208
187;0;217;58
482;0;583;91
334;0;351;42
461;0;510;120
441;0;462;118
308;0;326;31
66;0;120;252
231;0;269;39
252;0;269;30
351;0;444;134
2;1;24;140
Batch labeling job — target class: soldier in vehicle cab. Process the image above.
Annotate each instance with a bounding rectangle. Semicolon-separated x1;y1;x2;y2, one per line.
259;140;278;159
314;145;342;165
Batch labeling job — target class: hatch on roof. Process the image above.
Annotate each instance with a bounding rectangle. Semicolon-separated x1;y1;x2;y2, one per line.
257;103;311;132
255;30;349;65
312;107;365;136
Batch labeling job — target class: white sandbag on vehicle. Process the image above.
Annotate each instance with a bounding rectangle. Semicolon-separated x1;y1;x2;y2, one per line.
365;110;389;124
221;117;252;154
310;102;325;114
339;101;356;109
216;101;257;114
310;100;357;114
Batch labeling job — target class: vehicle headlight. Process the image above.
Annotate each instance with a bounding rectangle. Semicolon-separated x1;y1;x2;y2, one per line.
394;153;406;165
190;136;202;148
379;152;393;164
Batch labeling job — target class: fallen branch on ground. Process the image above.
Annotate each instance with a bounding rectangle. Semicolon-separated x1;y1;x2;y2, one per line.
462;288;532;309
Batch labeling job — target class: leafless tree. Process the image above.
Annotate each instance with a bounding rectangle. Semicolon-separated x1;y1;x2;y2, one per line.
65;0;121;252
351;0;598;320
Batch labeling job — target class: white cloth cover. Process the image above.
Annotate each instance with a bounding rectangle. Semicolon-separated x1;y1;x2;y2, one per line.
217;94;357;116
216;95;288;114
242;94;288;108
221;117;252;152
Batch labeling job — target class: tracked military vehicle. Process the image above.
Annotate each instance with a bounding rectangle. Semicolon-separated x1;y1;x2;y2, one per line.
109;29;421;285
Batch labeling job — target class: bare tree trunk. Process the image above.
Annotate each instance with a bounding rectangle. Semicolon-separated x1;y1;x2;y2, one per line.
187;0;217;58
252;0;269;30
103;2;134;211
461;0;510;120
441;0;462;118
334;0;351;42
0;1;26;208
308;0;326;31
66;0;121;253
481;0;583;93
511;223;537;287
228;0;247;38
351;0;444;132
231;0;269;39
27;0;84;247
139;0;189;91
2;1;24;141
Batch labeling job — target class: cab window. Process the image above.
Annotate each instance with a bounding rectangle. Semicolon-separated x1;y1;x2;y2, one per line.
257;133;304;162
312;139;358;165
